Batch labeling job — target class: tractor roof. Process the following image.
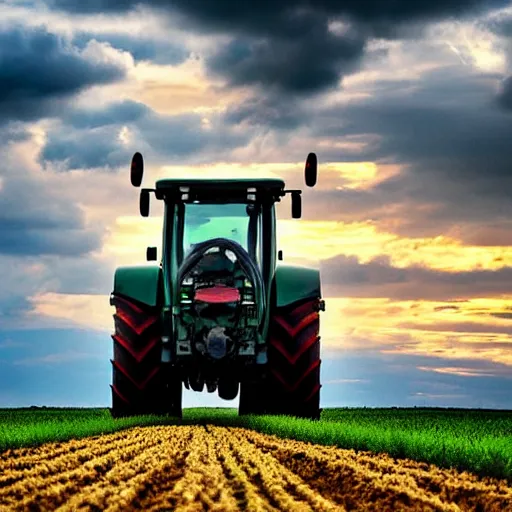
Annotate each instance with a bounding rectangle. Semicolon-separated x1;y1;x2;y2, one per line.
155;178;286;203
156;178;285;191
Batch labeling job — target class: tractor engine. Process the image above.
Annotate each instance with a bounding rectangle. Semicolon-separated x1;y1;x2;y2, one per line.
174;238;265;392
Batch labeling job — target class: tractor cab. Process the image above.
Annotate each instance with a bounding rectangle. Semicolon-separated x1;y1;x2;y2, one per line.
133;158;315;308
152;177;289;268
139;177;302;263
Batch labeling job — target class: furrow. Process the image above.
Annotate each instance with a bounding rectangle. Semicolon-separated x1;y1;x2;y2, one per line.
0;427;179;510
215;426;326;511
213;427;277;512
0;427;151;478
0;434;126;473
57;426;194;512
242;428;512;512
230;427;342;512
136;425;239;511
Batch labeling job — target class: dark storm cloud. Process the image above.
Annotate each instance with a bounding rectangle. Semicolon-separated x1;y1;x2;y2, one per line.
320;254;512;301
136;113;249;158
46;0;504;95
0;180;101;256
481;9;512;36
224;95;308;130
0;229;99;257
206;20;366;95
0;25;127;124
497;75;512;110
287;65;512;240
41;127;132;169
0;141;103;257
72;31;190;65
48;0;504;26
42;102;149;169
62;100;150;129
40;101;252;169
314;67;511;174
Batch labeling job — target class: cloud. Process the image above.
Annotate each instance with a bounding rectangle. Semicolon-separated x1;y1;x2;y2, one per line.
223;95;308;131
72;31;190;65
318;295;512;368
481;7;512;37
497;75;512;109
62;99;150;129
490;311;512;319
0;252;114;330
411;392;467;399
41;125;133;169
0;125;112;328
314;66;510;172
0;25;129;124
0;129;104;257
280;64;512;242
27;293;112;332
417;366;505;377
324;378;370;384
47;0;504;97
320;253;512;301
206;21;366;95
48;0;503;28
321;350;512;408
40;100;253;169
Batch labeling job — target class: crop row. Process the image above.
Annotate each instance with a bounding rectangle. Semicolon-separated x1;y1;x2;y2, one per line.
0;425;510;511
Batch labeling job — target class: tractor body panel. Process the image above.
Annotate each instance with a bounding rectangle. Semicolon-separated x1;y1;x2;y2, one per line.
112;265;162;307
274;265;321;308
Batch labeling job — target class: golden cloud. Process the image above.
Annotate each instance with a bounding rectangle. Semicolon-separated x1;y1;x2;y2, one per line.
28;293;113;333
25;292;512;370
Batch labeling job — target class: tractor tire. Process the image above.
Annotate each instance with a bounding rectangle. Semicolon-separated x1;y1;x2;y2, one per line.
110;294;182;418
239;298;322;420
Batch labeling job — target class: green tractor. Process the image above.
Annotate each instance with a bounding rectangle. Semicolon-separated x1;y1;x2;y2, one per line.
109;152;325;420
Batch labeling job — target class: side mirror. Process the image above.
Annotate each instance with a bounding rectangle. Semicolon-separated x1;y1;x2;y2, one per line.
305;152;317;187
146;246;157;261
291;191;302;219
131;152;144;187
140;189;150;217
278;250;283;261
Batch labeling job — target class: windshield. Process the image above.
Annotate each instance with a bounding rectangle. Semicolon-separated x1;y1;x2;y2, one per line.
182;203;252;257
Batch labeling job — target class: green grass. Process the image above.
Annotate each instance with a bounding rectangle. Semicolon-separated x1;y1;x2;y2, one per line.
1;406;511;483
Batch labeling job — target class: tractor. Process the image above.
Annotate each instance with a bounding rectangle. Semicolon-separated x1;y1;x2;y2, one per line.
109;152;325;420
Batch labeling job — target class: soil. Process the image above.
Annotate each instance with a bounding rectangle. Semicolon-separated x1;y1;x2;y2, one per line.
0;425;510;511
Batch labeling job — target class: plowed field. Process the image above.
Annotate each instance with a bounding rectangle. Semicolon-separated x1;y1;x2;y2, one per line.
0;425;510;511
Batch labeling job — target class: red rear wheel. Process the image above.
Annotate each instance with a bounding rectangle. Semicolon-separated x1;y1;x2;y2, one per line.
110;294;182;418
239;298;322;420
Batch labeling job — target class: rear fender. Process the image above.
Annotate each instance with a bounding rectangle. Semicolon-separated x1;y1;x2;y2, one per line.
111;265;162;307
273;264;321;308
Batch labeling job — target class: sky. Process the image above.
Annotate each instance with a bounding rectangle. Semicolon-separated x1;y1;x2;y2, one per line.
0;0;511;409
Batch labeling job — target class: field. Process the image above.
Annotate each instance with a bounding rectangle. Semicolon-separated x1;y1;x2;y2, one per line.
0;407;511;510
